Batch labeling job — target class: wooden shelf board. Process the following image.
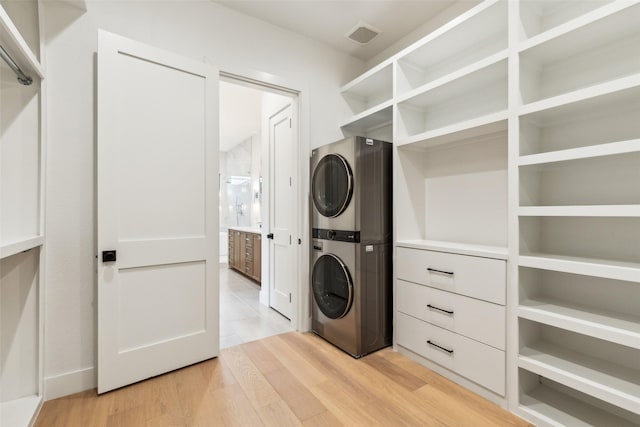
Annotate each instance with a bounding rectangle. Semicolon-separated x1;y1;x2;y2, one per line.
519;73;640;118
0;4;44;79
341;62;392;99
0;236;44;260
519;341;640;413
396;50;508;103
519;298;640;350
519;382;638;427
518;1;638;60
519;254;640;283
1;395;42;427
340;101;393;131
518;205;640;217
398;58;507;109
395;239;507;260
518;139;640;166
396;111;508;149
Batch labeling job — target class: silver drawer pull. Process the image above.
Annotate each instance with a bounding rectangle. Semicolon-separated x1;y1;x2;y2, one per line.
427;340;454;355
427;304;454;315
427;268;454;276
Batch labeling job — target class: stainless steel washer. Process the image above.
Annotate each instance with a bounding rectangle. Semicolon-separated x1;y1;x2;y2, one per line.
311;238;391;358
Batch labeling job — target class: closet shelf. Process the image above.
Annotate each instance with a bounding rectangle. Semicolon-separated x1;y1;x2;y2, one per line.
396;111;507;149
518;1;638;56
519;298;640;350
0;395;42;427
0;235;44;260
519;73;640;118
340;101;392;133
0;5;44;79
518;205;640;217
518;139;640;167
395;0;506;96
399;58;506;109
519;382;639;427
519;254;640;283
340;62;392;99
396;239;507;260
519;341;640;413
396;50;508;105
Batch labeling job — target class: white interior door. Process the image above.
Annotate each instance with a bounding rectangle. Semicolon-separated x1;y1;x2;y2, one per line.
97;31;219;393
268;104;296;319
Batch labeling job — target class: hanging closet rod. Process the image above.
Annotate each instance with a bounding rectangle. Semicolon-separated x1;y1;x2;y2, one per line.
0;43;32;85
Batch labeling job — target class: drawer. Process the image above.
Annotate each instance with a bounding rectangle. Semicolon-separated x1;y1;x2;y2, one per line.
396;247;505;305
396;279;505;350
396;313;505;395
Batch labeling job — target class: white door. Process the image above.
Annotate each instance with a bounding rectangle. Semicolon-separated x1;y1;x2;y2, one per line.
97;31;219;393
268;104;296;319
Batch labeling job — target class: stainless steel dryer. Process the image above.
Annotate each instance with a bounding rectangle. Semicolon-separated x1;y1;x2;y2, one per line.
311;136;392;244
311;238;391;358
310;136;392;357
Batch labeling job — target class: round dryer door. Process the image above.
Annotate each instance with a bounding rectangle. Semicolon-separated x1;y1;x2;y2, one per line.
312;153;353;218
312;254;353;319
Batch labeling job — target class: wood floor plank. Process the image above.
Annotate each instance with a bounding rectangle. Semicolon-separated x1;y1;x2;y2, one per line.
263;367;327;422
207;383;265;426
309;380;382;426
223;345;281;409
380;348;532;426
255;399;303;427
259;335;327;387
172;360;217;425
360;352;427;391
198;356;238;391
302;410;344;427
35;332;531;427
280;333;495;427
279;333;379;406
242;339;285;375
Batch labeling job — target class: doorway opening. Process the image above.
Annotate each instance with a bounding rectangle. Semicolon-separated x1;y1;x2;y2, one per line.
218;77;297;349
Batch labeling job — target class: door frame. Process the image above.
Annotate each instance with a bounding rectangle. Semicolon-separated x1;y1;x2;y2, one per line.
217;66;310;333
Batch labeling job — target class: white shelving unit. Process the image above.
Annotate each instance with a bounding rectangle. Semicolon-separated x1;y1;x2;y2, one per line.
518;321;640;414
395;0;507;97
339;0;640;424
396;58;508;142
519;375;640;427
340;62;393;141
514;0;640;423
0;1;45;426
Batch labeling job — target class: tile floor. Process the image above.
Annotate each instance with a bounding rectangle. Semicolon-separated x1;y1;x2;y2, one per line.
219;264;293;349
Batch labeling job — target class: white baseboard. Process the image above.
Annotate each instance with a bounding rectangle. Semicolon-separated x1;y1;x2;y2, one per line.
259;288;269;306
44;367;95;400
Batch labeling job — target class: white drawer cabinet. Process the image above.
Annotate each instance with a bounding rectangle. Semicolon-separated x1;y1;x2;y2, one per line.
396;279;505;350
396;246;506;305
396;313;505;395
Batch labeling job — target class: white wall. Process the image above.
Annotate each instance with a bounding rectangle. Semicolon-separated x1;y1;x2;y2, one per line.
42;0;364;399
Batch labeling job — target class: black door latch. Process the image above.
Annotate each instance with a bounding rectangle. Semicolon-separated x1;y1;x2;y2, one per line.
102;250;117;262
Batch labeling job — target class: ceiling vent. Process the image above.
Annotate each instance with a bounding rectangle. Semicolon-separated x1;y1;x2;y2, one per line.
346;22;381;45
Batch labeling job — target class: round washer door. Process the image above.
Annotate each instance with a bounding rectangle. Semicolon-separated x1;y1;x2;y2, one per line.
312;254;353;319
312;153;353;218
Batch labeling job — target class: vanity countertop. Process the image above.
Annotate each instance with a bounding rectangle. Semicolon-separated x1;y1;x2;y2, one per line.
227;226;262;234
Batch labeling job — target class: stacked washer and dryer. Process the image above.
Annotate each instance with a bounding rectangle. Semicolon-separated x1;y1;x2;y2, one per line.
310;136;392;358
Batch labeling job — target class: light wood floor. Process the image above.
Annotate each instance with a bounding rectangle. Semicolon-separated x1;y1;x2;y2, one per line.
35;332;531;427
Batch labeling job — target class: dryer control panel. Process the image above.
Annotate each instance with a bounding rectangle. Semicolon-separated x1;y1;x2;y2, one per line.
312;228;360;243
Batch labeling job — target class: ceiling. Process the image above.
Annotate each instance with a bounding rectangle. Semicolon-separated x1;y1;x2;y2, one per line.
214;0;458;62
220;81;263;152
